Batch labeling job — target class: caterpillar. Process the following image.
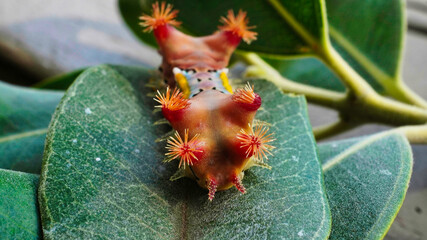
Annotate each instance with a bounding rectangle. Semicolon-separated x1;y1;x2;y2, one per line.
140;2;275;201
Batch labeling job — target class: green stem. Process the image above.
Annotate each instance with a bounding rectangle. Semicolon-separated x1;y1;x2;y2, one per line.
396;125;427;144
385;81;427;109
313;120;362;141
318;45;427;125
239;52;346;109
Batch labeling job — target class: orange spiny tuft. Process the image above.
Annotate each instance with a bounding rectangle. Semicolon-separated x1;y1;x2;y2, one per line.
207;178;217;201
232;175;246;194
154;87;189;111
232;83;256;104
139;2;181;32
219;10;257;44
166;129;202;168
236;124;275;162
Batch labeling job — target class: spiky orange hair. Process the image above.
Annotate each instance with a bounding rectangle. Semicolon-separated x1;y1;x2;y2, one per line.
236;124;275;161
166;129;203;168
232;83;256;104
154;87;189;111
219;10;257;44
139;2;181;32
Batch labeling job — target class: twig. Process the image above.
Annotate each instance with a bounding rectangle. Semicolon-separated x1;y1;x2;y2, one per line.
240;52;347;110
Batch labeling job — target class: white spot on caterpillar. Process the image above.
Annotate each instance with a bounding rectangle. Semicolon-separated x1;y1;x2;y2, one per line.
380;169;391;175
172;67;182;75
95;157;101;162
85;108;92;114
218;68;229;74
298;230;304;237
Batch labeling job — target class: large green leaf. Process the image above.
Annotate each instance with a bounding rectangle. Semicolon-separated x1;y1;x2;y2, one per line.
327;0;405;89
0;169;41;239
0;81;63;174
39;65;330;239
119;0;326;56
262;0;405;94
319;132;412;239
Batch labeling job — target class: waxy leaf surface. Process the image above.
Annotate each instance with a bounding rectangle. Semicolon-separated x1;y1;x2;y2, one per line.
39;65;330;239
0;169;41;239
319;132;412;239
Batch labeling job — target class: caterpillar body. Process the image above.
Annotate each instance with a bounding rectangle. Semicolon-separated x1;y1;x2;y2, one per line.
141;2;275;201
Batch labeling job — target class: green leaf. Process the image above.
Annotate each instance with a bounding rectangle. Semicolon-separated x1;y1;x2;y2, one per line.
0;169;41;239
262;0;405;94
319;132;412;239
326;0;405;89
39;65;330;239
119;0;326;56
0;81;63;174
265;57;346;92
34;68;85;90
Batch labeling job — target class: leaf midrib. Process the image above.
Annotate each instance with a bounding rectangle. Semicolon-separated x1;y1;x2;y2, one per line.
0;128;48;144
329;26;398;86
267;0;320;48
322;131;396;171
322;133;412;239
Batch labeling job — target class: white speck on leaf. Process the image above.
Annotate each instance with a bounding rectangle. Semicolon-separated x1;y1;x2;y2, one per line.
65;150;70;155
95;157;101;162
298;230;304;237
134;149;140;153
66;163;71;168
72;139;77;144
380;169;391;175
85;108;92;114
101;70;107;75
291;156;299;162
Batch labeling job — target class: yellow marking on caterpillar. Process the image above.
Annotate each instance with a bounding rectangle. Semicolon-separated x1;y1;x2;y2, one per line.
174;73;191;98
220;72;233;93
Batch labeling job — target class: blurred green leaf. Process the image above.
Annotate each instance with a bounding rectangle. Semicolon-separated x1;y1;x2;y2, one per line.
0;81;63;174
266;57;346;92
0;169;41;240
34;68;85;90
119;0;326;56
39;65;330;239
268;0;404;93
319;132;412;239
327;0;404;89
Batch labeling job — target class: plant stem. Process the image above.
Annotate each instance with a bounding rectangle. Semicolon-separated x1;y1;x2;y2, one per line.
240;52;347;109
385;81;427;109
318;45;427;125
313;120;362;140
396;125;427;144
